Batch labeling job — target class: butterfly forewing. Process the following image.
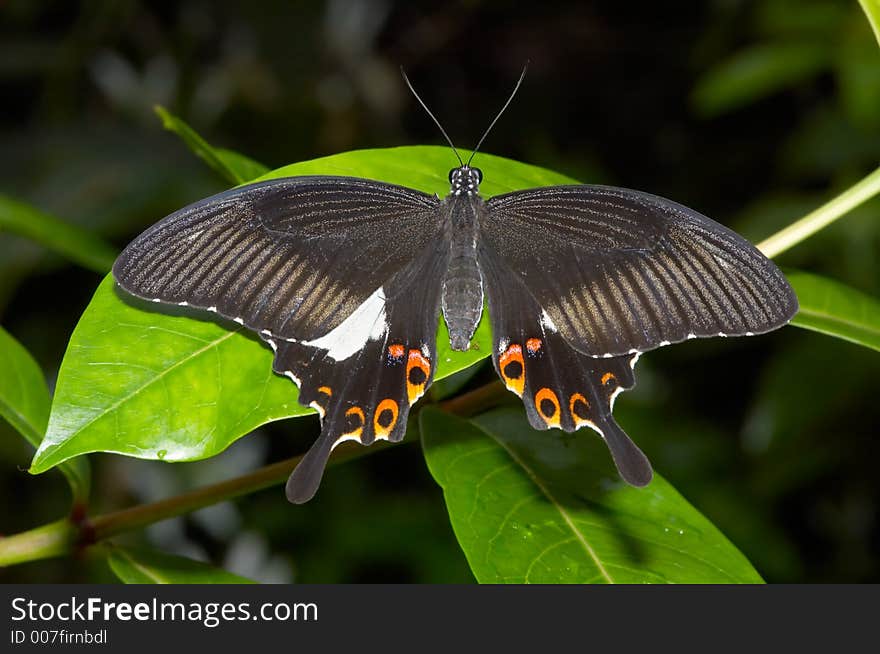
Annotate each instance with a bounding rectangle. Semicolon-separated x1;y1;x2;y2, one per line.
113;176;441;341
484;185;798;357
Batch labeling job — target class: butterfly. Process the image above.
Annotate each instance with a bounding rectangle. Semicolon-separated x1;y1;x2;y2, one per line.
112;72;798;503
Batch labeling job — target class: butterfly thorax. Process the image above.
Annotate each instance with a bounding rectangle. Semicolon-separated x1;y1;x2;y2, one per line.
441;166;485;351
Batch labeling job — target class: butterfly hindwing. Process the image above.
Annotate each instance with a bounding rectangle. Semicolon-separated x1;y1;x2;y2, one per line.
484;185;798;357
273;237;450;503
480;252;653;486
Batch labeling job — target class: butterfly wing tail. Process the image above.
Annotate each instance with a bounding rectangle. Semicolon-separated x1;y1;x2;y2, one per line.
286;430;335;503
599;417;653;487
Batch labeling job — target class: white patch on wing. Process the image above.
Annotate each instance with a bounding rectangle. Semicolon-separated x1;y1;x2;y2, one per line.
497;337;510;354
540;309;558;333
301;287;388;361
309;401;325;419
577;418;606;440
609;386;624;410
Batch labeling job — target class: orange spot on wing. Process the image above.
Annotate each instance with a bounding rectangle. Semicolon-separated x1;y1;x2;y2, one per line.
601;372;616;386
499;343;525;397
526;338;542;354
406;349;431;405
343;406;365;439
569;393;591;428
373;398;399;440
318;386;332;397
535;387;561;428
388;343;405;360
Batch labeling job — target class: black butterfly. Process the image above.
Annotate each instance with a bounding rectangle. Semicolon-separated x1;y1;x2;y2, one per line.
113;76;797;503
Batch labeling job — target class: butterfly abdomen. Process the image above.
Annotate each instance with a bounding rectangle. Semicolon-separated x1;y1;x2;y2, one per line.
441;194;485;351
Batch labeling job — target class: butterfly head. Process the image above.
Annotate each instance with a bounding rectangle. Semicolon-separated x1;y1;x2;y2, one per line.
449;166;482;196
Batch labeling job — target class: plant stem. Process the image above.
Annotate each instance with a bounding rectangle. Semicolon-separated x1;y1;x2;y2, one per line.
757;166;880;259
0;380;508;568
0;519;75;567
90;443;381;542
439;380;509;417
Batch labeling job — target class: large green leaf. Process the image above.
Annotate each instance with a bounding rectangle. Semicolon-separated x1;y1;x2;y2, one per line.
0;194;117;274
31;146;576;474
0;326;89;502
105;544;255;584
420;407;763;583
788;269;880;353
155;106;270;184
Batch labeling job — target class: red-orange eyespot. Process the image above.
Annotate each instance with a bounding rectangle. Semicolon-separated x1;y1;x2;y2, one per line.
387;343;405;361
406;349;431;405
535;388;561;428
499;344;525;397
343;406;365;439
309;386;334;418
526;338;543;354
569;393;591;427
373;398;399;440
601;372;616;386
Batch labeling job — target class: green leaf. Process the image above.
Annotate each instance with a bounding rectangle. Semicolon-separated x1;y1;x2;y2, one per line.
31;146;576;474
0;326;89;503
692;42;829;117
787;269;880;353
858;0;880;49
0;194;117;274
420;407;763;584
105;544;255;584
154;106;270;185
30;274;302;472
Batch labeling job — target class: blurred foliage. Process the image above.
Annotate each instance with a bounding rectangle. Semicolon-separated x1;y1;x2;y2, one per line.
1;0;878;583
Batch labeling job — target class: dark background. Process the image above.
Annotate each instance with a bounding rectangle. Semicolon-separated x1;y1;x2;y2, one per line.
1;0;878;583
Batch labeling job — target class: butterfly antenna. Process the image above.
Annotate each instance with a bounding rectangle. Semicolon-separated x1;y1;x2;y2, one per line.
400;66;463;167
466;62;529;167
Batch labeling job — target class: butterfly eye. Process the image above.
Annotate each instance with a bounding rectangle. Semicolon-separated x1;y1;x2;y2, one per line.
448;169;457;184
473;168;483;184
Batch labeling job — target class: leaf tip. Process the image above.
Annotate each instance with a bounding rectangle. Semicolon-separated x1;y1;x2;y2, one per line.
153;105;173;128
